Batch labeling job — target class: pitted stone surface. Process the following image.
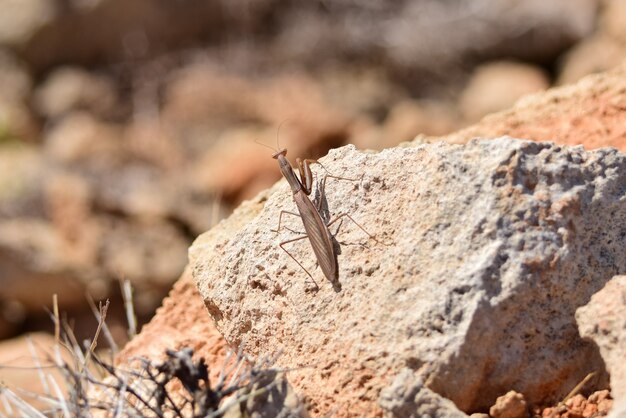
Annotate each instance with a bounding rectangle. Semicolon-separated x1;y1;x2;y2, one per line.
190;138;625;416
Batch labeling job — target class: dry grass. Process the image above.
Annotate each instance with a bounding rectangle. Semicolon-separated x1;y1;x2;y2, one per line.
0;281;285;417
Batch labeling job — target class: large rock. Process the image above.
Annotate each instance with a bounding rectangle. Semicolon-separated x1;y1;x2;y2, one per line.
576;275;626;418
190;138;624;415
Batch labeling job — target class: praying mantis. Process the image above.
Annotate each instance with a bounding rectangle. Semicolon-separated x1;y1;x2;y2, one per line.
264;143;376;290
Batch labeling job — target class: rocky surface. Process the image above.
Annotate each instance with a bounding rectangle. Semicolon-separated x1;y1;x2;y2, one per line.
576;275;626;418
190;138;624;416
489;391;528;418
111;61;626;417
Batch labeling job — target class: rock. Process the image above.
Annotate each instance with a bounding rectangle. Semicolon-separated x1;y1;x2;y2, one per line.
441;64;626;151
459;61;549;123
223;372;308;418
379;368;469;418
190;138;624;415
34;67;119;119
489;391;528;418
576;275;626;414
557;35;625;85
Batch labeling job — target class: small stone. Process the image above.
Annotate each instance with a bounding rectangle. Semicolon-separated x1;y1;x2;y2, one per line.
597;398;612;414
565;394;586;410
588;389;610;404
489;391;529;418
581;402;597;417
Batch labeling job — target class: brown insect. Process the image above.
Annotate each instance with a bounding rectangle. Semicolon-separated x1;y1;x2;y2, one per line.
263;142;375;290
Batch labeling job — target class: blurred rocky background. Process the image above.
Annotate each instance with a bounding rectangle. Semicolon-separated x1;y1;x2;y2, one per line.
0;0;624;346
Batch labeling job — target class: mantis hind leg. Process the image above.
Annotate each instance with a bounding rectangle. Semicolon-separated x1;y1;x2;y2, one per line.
272;210;303;234
327;213;378;243
279;235;319;291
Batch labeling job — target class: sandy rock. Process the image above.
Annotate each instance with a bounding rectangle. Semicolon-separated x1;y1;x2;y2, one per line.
460;61;549;123
379;368;469;418
34;67;118;119
557;35;625;85
489;391;528;418
539;391;615;418
190;138;624;415
576;276;626;407
440;64;626;151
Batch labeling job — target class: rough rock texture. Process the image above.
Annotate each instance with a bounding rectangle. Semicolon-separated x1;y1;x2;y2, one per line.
379;368;468;417
540;391;614;418
576;275;626;418
116;64;626;417
190;139;625;415
489;391;528;418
